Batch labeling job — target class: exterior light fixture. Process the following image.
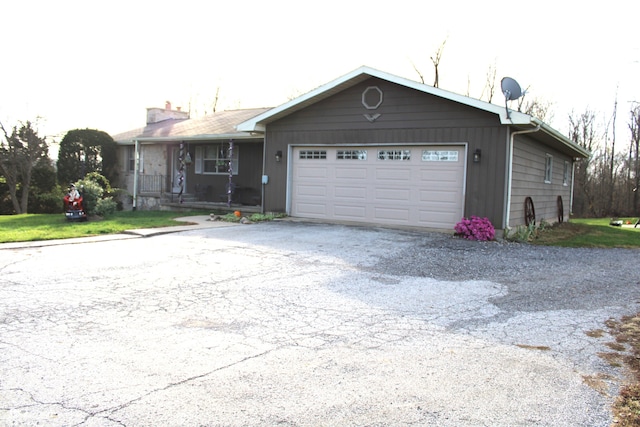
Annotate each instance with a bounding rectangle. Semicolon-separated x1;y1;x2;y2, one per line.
184;152;192;166
275;150;283;162
473;149;481;163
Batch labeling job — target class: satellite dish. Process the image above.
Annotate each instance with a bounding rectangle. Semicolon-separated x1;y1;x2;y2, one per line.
501;77;522;100
501;77;523;120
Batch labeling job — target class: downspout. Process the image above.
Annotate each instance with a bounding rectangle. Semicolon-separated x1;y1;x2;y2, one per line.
504;125;541;229
260;135;266;214
570;160;576;215
132;139;139;211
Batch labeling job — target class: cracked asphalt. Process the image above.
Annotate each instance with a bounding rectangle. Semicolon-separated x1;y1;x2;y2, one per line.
1;220;639;426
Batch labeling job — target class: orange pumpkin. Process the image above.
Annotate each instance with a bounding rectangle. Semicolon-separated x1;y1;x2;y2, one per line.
234;210;242;217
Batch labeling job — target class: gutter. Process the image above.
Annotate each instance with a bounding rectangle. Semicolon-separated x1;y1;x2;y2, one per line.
504;126;541;229
530;117;591;158
124;133;259;144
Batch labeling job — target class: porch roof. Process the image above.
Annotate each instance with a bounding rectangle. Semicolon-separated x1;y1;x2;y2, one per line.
112;108;271;144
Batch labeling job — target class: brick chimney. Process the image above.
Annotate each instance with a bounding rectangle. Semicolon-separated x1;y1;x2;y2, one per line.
146;101;189;124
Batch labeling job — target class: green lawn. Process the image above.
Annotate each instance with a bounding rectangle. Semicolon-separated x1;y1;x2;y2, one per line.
532;217;640;248
0;211;208;243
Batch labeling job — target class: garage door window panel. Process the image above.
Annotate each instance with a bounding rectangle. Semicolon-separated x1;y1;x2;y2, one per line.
337;150;367;160
378;150;411;161
299;150;327;159
422;150;459;162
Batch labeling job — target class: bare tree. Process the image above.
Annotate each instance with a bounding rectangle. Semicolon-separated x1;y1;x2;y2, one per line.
518;94;554;122
568;109;599;216
629;103;640;216
0;120;49;214
212;86;220;113
480;61;497;103
430;38;447;88
411;61;425;84
602;92;618;213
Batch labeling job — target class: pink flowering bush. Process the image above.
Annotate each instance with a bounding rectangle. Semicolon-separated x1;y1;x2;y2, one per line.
454;216;495;241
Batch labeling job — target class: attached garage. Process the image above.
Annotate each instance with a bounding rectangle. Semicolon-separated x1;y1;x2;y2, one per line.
236;66;589;231
290;145;466;229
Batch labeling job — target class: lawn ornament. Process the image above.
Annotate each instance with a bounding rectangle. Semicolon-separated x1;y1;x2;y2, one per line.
63;184;87;221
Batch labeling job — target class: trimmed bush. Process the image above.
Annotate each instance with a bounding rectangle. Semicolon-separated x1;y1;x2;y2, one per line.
94;197;117;217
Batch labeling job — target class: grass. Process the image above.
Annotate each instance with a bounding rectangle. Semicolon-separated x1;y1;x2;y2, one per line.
0;210;288;243
531;217;640;248
0;211;209;243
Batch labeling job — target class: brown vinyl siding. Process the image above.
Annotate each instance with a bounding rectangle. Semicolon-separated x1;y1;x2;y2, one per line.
510;135;573;226
264;77;508;226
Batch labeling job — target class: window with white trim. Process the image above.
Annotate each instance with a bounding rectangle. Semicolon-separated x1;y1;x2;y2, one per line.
544;154;553;183
195;144;238;175
563;161;569;186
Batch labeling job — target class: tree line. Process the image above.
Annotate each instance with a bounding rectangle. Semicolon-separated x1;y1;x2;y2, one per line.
570;104;640;218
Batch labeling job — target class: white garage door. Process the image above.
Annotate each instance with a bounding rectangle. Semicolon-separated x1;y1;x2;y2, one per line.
291;146;466;229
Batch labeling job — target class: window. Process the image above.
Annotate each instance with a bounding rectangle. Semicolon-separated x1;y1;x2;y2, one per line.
337;150;367;160
299;150;327;159
544;154;553;183
378;150;411;160
563;161;570;186
195;144;238;175
422;150;458;161
126;146;135;172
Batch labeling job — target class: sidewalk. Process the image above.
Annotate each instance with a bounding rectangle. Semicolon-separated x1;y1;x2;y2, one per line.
0;216;239;250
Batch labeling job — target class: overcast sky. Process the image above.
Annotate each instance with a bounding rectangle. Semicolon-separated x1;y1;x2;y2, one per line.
2;0;639;146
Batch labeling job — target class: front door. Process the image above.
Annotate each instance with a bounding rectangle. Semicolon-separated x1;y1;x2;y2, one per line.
172;147;186;194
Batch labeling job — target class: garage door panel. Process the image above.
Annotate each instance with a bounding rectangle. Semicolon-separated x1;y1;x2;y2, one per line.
296;184;328;197
292;146;465;228
334;204;367;219
335;186;367;200
335;167;368;179
375;168;412;181
295;202;328;216
418;189;461;203
374;207;410;221
374;188;411;201
297;166;329;179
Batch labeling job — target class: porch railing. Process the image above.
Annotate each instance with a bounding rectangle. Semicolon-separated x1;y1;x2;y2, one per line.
138;174;165;194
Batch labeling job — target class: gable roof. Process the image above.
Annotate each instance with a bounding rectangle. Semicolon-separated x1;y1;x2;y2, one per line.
236;66;589;158
112;107;270;144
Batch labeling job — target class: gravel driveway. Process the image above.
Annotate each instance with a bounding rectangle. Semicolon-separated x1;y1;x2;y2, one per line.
1;220;639;426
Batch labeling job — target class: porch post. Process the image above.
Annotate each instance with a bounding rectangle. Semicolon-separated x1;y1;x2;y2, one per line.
132;139;139;211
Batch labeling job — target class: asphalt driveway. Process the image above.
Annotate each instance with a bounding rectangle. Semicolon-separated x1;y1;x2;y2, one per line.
1;220;639;426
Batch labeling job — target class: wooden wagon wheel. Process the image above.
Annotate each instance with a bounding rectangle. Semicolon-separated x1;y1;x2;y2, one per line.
557;196;564;224
524;197;536;226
